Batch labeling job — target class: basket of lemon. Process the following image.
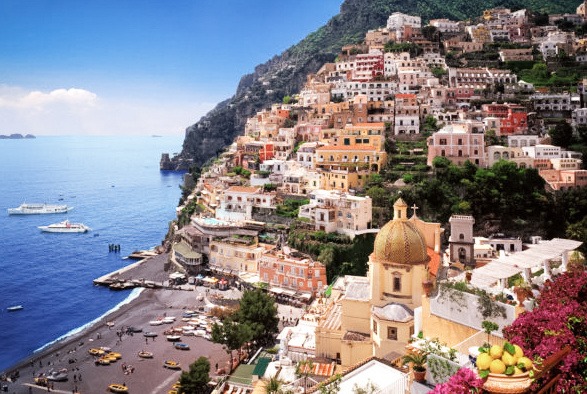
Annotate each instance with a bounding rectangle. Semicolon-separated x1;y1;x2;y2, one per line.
475;342;535;394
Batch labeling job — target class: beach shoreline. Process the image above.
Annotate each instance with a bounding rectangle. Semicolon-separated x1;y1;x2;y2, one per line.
1;254;230;394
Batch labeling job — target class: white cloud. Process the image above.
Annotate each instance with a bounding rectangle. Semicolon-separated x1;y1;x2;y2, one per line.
0;86;98;110
0;85;214;135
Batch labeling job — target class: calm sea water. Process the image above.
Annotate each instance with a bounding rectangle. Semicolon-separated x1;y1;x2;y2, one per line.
0;135;185;372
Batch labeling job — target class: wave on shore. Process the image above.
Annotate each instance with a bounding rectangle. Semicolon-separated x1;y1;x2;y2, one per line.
34;287;144;353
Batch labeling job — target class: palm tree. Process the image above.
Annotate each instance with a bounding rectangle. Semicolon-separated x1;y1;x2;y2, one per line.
265;376;283;394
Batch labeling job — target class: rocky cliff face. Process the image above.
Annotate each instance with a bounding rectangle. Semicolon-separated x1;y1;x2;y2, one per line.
163;0;578;171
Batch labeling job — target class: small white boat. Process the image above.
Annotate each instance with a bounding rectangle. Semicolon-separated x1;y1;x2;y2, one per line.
38;220;90;233
7;305;23;312
8;203;73;215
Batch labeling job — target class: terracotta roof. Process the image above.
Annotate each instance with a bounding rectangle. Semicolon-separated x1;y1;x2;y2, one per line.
427;247;442;276
226;186;261;193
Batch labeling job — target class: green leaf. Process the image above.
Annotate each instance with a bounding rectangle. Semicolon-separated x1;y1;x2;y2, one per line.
478;346;489;353
504;342;516;356
505;366;515;376
479;369;490;379
529;370;535;379
517;362;526;371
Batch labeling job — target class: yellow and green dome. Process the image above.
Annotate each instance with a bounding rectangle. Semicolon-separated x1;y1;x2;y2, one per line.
373;198;429;265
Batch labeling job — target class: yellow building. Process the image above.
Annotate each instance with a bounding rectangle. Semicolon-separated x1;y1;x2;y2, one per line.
315;198;442;367
315;145;387;191
209;234;274;274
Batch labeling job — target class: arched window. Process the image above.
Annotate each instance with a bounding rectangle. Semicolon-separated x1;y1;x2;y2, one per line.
392;272;402;292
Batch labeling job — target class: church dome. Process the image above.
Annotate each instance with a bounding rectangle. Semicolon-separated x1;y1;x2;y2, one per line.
373;198;429;265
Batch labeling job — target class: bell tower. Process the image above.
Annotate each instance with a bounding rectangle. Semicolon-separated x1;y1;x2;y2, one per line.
448;215;475;267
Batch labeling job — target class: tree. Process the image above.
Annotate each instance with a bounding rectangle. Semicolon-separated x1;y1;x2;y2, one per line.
549;122;574;148
265;376;285;394
179;356;211;394
421;25;439;41
576;125;587;144
211;317;253;373
237;289;279;346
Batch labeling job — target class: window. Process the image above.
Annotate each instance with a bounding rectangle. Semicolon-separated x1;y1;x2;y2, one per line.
372;320;378;335
393;272;402;292
387;326;398;340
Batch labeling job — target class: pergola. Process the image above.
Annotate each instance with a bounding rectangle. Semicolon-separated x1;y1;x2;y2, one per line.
470;238;582;289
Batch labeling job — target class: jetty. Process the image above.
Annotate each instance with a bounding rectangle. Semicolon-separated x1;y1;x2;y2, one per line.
93;251;169;290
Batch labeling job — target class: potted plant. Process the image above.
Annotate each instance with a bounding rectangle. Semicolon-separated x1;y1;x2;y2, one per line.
513;281;532;304
402;352;428;382
464;267;473;282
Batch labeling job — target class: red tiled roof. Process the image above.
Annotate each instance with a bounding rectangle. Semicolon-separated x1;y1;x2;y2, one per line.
226;186;261;193
427;247;441;277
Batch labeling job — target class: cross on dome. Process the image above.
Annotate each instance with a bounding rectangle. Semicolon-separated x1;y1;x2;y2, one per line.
411;204;419;217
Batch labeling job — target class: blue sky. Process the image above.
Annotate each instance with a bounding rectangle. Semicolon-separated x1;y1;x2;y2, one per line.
0;1;343;135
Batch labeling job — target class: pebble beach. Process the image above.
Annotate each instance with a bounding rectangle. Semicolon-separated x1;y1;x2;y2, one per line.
1;254;232;394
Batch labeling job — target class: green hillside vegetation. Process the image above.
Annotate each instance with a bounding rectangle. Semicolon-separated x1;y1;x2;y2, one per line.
367;158;587;248
288;223;376;282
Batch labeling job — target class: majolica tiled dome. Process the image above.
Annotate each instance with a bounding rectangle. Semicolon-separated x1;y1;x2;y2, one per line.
373;198;428;265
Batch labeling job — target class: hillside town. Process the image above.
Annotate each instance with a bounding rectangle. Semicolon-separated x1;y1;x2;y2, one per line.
163;4;587;394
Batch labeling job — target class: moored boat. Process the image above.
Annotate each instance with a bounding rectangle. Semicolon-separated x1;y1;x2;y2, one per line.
8;203;72;215
174;343;190;350
38;220;90;233
163;360;181;369
108;383;129;393
138;350;154;358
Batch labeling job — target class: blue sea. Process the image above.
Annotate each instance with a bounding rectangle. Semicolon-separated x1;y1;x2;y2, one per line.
0;135;185;372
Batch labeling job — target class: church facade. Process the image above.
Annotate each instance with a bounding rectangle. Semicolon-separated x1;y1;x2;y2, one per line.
315;198;442;367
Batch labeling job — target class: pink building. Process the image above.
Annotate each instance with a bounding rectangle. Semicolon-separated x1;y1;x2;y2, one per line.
427;122;486;166
539;169;587;191
259;248;327;300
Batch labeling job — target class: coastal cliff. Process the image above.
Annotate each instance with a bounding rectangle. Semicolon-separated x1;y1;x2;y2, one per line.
162;0;578;171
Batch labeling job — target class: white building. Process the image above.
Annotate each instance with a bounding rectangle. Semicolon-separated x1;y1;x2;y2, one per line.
215;186;277;222
387;12;421;31
298;189;374;238
521;144;562;159
429;19;461;33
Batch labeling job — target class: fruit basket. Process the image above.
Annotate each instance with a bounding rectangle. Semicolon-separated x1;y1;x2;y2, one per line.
475;342;535;394
483;371;533;394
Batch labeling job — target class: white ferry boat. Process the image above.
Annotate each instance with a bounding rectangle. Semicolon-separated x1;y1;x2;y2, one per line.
7;203;72;215
38;220;90;233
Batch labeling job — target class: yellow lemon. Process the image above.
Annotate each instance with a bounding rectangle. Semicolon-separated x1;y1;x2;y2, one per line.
489;345;503;359
514;366;524;375
476;353;493;370
513;344;524;359
490;359;506;374
501;351;518;366
518;356;533;370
